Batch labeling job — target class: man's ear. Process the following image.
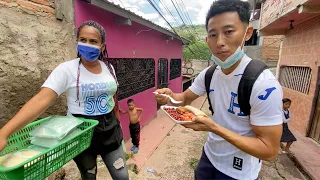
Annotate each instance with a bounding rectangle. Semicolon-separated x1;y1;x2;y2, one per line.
244;26;254;41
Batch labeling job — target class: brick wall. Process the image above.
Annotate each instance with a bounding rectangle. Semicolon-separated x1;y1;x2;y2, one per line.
0;0;55;15
260;0;309;29
279;15;320;135
261;35;283;61
0;0;76;126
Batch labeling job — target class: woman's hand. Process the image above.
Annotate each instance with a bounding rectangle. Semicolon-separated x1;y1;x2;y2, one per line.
0;135;7;152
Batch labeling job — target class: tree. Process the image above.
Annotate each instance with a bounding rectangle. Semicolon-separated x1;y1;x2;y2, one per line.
175;25;211;61
183;41;211;60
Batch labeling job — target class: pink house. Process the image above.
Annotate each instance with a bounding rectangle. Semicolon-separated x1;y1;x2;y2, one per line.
75;0;189;140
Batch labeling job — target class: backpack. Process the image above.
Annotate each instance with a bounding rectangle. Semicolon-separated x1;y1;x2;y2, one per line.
205;60;268;116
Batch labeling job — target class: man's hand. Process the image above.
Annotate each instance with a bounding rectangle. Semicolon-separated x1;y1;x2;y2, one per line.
182;115;217;132
154;88;173;105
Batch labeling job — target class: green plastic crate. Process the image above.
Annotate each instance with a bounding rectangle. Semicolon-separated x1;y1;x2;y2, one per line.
0;116;98;180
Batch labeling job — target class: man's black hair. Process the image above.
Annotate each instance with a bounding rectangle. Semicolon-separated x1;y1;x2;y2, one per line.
127;99;134;104
206;0;251;31
282;98;292;104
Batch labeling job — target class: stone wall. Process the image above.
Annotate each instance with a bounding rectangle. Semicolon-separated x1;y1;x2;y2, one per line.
0;0;77;127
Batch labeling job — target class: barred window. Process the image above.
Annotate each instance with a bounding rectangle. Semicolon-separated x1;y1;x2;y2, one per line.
158;58;168;87
279;66;312;94
170;59;182;80
108;58;155;100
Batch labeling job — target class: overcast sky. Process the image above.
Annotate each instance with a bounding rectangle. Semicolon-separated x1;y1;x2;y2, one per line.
107;0;249;28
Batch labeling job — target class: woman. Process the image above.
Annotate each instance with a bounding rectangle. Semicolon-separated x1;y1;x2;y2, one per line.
280;98;297;153
0;21;129;180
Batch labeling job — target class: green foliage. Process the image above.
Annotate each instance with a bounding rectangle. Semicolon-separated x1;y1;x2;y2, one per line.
183;41;211;60
189;158;199;169
174;24;211;60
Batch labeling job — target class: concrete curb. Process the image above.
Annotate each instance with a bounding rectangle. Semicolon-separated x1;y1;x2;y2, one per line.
280;143;313;180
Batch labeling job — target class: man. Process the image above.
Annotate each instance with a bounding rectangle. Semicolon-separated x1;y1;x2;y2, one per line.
155;0;283;179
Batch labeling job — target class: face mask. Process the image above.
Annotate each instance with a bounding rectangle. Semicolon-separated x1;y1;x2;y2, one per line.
77;42;101;62
210;28;248;69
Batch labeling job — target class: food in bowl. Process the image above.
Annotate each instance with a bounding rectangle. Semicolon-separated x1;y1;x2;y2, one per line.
163;107;195;121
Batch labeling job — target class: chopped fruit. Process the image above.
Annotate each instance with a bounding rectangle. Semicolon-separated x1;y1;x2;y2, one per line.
163;107;195;122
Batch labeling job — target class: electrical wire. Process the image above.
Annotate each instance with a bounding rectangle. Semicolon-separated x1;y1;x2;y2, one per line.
146;0;195;54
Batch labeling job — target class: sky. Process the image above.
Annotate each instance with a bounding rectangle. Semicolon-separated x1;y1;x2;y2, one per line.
106;0;243;28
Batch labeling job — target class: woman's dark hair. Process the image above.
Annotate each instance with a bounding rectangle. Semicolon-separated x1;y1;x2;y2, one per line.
282;98;292;104
75;20;118;106
205;0;251;31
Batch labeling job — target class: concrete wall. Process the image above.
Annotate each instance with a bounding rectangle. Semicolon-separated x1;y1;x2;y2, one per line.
279;15;320;135
250;19;260;29
183;60;213;76
0;0;76;127
244;45;262;60
75;0;184;140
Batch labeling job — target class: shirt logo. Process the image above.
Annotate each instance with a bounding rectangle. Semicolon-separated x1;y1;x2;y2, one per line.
258;87;276;100
233;156;243;171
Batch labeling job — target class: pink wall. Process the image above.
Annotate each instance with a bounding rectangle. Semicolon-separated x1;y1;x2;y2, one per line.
75;0;183;140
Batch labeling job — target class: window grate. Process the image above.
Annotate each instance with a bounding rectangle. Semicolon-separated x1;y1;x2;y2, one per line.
279;66;312;94
108;58;155;100
170;59;182;80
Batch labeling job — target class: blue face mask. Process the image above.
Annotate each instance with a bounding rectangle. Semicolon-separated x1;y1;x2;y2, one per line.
210;28;248;69
77;42;101;62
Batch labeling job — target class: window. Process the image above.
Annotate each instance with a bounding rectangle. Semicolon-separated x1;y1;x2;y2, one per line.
158;58;168;87
170;59;182;80
108;58;155;100
279;66;312;94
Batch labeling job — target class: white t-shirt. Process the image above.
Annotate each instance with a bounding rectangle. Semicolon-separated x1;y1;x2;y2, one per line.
282;110;290;123
42;58;117;116
189;55;283;179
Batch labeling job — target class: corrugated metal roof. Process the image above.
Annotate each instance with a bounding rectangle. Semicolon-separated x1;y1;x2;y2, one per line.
106;0;168;28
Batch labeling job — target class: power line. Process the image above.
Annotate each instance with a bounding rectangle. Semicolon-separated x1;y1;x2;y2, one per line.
168;0;203;52
178;0;193;24
146;0;196;55
178;0;203;41
170;0;186;25
170;0;205;52
174;0;189;25
158;0;204;55
158;0;181;28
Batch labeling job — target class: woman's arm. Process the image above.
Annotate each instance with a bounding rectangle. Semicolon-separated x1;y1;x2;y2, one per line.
0;88;58;150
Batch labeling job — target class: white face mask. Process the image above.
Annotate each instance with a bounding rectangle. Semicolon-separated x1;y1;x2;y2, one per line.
210;28;248;69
